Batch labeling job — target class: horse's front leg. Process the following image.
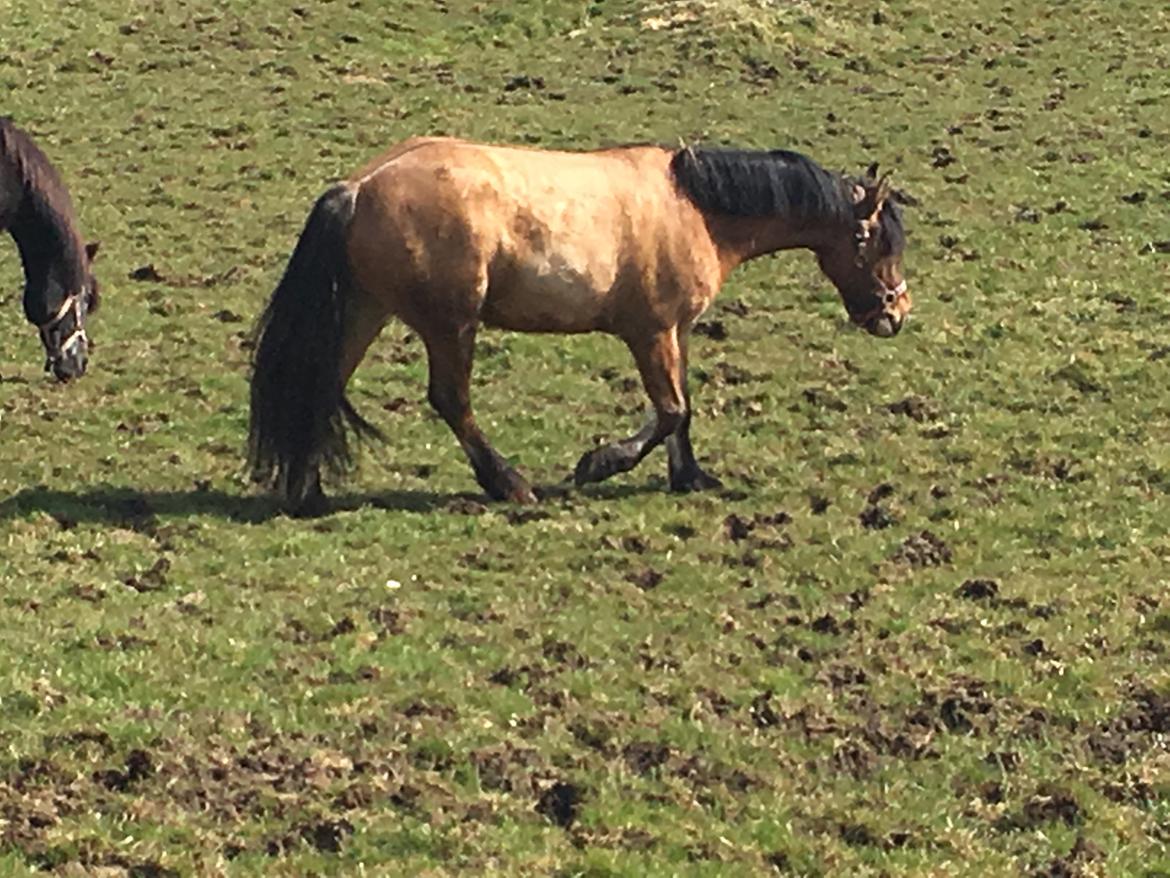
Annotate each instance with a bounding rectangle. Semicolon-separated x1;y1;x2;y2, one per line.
574;328;686;486
665;328;722;493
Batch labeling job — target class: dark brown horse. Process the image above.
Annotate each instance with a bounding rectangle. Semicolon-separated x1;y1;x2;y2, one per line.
249;137;909;515
1;117;100;381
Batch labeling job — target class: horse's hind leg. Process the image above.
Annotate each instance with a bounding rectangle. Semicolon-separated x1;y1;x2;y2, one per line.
423;325;537;504
290;291;394;517
574;328;686;487
665;328;722;492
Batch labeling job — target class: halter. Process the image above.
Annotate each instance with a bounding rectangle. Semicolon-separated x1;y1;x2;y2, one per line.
854;279;909;327
39;290;88;370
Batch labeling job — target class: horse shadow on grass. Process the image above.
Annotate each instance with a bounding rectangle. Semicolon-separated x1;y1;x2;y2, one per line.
0;480;670;527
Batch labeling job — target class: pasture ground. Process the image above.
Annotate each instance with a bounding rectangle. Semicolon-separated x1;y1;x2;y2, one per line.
2;0;1169;874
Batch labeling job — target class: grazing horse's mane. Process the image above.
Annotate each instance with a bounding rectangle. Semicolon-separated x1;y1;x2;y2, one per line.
0;117;89;294
669;145;906;249
669;146;853;223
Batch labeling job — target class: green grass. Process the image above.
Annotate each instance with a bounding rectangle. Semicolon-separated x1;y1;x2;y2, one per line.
2;0;1170;874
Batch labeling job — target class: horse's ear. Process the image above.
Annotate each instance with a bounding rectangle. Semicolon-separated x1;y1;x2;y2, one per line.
85;241;100;263
890;186;918;207
852;169;895;264
853;170;895;217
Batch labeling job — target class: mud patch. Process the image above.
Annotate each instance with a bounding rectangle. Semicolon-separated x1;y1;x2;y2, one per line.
266;818;354;856
1086;686;1170;764
122;556;171;592
723;513;754;542
1034;836;1103;878
860;483;898;529
569;716;616;754
859;504;896;530
722;511;793;548
916;676;1001;736
694;319;728;340
623;741;671;775
749;692;781;728
801;386;847;412
997;785;1083;831
471;743;544;793
886;396;939;421
368;605;406;637
672;752;760;795
830;740;879;779
535;781;582;828
625;567;664;591
301;818;354;853
956;579;999;601
93;748;154;792
892;531;953;567
542;638;589;670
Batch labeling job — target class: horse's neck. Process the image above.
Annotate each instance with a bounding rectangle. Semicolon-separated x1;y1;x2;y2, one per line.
0;158;22;231
708;213;844;274
8;203;79;296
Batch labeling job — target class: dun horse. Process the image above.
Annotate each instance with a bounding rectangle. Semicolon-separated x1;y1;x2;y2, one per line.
249;137;909;515
0;117;100;381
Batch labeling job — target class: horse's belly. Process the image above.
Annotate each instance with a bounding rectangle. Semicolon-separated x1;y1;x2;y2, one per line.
484;251;615;333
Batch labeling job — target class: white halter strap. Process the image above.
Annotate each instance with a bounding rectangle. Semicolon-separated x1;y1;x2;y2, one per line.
43;292;79;326
39;291;88;362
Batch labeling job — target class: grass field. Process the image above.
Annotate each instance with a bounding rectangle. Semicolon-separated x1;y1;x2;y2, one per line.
2;0;1169;874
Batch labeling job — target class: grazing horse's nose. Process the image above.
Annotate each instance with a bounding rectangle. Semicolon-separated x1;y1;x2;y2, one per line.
867;311;902;338
50;342;88;381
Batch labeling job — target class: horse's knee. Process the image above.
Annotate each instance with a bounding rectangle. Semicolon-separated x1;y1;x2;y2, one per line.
657;405;687;438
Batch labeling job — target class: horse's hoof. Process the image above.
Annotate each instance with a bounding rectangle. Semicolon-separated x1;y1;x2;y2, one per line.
289;491;330;518
573;448;610;486
503;475;538;505
287;477;329;519
486;470;537;505
669;469;723;493
509;485;538;505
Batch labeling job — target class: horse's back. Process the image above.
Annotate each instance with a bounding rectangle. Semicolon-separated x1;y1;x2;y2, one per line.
346;138;716;334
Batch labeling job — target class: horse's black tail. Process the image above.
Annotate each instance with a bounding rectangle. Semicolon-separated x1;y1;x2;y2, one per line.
247;183;383;511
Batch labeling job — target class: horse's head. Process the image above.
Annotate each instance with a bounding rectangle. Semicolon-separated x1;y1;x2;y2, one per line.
26;240;100;381
816;164;910;338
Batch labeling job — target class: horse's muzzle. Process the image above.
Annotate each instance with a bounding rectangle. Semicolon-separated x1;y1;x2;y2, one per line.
46;336;88;381
865;312;903;338
856;283;910;338
38;292;90;381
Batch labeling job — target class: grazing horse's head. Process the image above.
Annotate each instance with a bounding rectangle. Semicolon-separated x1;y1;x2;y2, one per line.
26;240;100;382
816;164;910;338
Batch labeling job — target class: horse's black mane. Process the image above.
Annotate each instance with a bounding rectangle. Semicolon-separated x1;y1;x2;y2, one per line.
669;145;853;224
0;117;88;290
877;196;905;256
669;145;905;252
